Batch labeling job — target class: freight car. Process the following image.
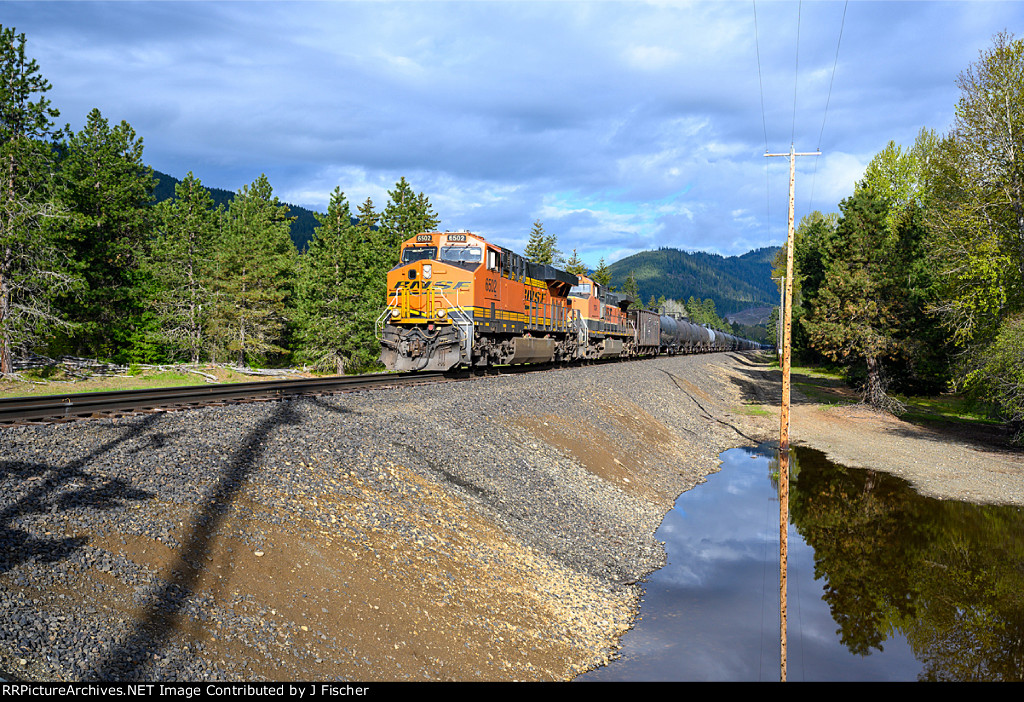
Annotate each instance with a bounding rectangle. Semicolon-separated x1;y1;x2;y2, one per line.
377;231;760;372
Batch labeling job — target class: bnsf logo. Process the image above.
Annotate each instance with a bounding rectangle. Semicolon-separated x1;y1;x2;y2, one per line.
525;288;546;304
393;281;470;291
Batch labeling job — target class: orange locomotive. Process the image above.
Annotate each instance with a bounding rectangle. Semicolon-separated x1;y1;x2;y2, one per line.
378;232;583;371
566;274;636;359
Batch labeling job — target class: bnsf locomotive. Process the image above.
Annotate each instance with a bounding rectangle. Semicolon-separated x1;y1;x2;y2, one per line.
378;231;760;372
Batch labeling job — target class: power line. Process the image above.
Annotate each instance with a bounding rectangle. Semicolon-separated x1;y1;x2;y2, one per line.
752;1;772;232
808;1;849;213
753;0;769;152
816;0;848;151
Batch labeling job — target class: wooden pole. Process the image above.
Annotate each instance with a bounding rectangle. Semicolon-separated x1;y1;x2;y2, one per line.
765;144;818;682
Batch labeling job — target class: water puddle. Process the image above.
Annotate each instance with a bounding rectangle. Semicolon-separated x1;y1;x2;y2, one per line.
579;444;1024;682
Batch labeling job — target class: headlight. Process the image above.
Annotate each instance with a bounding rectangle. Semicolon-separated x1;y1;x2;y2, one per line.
423;264;432;279
390;308;400;318
436;308;447;318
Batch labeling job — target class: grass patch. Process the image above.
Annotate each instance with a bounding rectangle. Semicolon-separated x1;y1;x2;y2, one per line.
735;405;774;417
895;393;1003;428
0;365;305;400
789;363;857;406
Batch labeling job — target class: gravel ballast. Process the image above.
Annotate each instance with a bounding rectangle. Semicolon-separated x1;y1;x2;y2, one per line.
0;352;765;682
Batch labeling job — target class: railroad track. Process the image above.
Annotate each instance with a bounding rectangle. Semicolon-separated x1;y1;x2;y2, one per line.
0;370;448;424
0;354;668;425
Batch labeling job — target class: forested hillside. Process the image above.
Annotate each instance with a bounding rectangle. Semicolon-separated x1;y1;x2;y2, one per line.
153;170;325;252
607;246;779;317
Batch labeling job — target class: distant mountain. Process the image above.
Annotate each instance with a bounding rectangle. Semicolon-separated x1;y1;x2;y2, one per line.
725;306;774;326
608;246;780;317
152;170;324;251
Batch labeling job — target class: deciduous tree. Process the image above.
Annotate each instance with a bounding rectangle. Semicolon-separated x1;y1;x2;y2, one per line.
928;32;1024;347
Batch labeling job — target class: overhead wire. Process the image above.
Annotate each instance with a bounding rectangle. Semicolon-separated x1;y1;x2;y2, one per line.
808;1;849;213
752;1;772;241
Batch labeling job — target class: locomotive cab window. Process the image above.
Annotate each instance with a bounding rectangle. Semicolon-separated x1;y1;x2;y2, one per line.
439;246;483;267
569;283;591;298
400;246;437;264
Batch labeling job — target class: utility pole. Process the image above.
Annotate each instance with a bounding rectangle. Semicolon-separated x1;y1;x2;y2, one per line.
765;143;819;683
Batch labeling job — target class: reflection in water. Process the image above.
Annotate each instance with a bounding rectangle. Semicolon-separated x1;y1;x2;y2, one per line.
579;445;1024;682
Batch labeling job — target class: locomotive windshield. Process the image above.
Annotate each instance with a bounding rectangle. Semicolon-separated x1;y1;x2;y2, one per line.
440;246;483;264
400;246;437;264
569;283;592;298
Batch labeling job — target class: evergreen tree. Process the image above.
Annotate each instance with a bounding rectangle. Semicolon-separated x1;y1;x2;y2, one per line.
296;188;380;374
57;108;155;361
592;257;612;287
208;174;297;366
802;187;906;411
354;196;388;312
379;177;439;264
145;172;221;363
0;27;78;373
563;249;588;277
623;271;640;302
524;219;560;265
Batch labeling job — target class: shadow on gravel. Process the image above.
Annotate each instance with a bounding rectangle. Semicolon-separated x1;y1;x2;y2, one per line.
91;400;301;681
301;395;360;415
658;368;762;445
0;416;158;576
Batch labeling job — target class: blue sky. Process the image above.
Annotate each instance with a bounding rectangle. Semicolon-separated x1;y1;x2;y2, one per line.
4;1;1022;265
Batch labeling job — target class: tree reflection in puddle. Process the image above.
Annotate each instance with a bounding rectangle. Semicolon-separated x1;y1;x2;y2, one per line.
579;444;1024;682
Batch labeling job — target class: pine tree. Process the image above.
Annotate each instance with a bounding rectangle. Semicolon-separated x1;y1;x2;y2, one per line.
563;249;588;277
296;188;380;374
145;172;221;363
802;187;906;411
0;27;78;373
623;271;640;301
354;196;388;313
57;108;155;361
208;174;297;366
524;220;560;265
592;257;612;287
379;177;440;265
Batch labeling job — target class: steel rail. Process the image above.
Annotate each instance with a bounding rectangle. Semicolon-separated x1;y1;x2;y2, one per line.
0;371;446;424
0;350;744;424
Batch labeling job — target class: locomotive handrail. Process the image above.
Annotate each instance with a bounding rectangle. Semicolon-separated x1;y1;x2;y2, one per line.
436;288;474;364
375;289;403;339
